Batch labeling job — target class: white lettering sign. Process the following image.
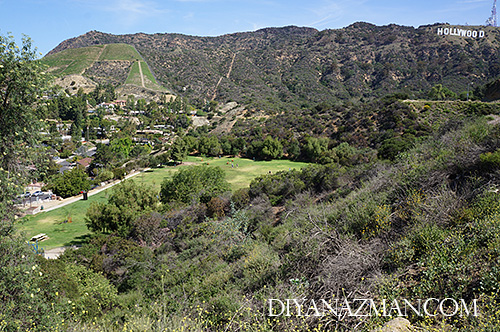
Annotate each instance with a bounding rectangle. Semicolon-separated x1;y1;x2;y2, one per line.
437;27;485;39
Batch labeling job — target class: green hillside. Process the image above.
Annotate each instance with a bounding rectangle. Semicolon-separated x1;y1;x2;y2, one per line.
125;60;168;91
41;43;166;91
42;45;104;76
97;43;141;61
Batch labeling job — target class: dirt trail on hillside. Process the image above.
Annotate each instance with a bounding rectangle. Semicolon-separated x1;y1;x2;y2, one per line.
138;61;146;88
211;52;237;100
227;53;236;79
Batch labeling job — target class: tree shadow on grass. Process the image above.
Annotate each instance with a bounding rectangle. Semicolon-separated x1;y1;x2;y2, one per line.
65;233;93;247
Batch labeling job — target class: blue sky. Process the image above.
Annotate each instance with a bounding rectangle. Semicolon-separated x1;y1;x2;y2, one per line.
0;0;496;55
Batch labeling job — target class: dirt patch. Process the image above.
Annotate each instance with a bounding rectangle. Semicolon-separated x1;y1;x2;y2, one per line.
84;60;134;86
54;74;97;94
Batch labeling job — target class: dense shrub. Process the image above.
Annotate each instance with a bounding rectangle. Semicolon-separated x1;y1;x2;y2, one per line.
249;164;341;205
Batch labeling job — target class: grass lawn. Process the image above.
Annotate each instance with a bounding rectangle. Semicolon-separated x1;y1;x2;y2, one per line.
185;156;310;190
132;156;310;191
18;157;310;249
18;190;111;250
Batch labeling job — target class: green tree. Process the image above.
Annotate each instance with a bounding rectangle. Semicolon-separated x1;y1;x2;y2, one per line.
198;135;221;156
302;137;328;162
110;136;133;160
171;137;188;164
184;135;199;154
261;136;283;160
0;34;47;223
85;180;158;236
160;166;230;204
286;138;301;160
50;167;91;198
126;94;135;111
428;84;457;101
0;34;69;331
93;143;115;166
70;122;81;144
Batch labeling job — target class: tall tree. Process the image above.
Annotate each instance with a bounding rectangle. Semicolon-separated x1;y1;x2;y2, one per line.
0;34;46;224
86;180;158;236
0;35;68;331
171;137;188;164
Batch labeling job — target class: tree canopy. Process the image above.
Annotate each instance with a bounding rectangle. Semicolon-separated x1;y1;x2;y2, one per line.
85;180;159;236
49;167;91;198
160;166;230;205
0;34;46;225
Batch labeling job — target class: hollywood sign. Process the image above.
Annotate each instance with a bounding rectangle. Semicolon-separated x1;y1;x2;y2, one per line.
437;27;485;39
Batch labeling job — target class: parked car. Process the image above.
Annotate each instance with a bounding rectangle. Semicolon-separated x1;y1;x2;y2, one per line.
32;191;44;197
23;192;31;198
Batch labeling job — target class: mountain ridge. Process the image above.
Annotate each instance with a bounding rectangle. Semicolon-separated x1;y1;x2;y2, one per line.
46;23;500;110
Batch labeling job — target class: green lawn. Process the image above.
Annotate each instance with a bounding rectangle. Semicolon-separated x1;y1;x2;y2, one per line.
186;156;310;190
18;190;110;250
18;157;310;249
132;156;310;191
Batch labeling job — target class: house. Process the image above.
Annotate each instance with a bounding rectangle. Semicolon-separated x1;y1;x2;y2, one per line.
114;100;127;107
76;158;93;169
57;160;74;174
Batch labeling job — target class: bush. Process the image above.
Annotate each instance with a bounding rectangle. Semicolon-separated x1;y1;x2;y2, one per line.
64;263;118;319
480;150;500;168
112;167;126;180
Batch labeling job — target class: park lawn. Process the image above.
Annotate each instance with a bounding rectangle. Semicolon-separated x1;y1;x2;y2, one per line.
17;190;110;250
185;156;310;190
18;157;310;249
132;156;310;191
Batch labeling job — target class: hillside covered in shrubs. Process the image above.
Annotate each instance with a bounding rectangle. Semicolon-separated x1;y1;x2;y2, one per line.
5;111;500;331
48;23;500;110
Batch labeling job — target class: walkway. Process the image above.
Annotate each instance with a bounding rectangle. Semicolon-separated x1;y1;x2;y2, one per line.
32;169;148;214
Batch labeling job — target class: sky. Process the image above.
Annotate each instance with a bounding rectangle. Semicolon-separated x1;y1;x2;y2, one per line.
0;0;497;56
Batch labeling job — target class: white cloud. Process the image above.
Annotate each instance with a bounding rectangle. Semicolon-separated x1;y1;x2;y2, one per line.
306;0;368;28
73;0;169;17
